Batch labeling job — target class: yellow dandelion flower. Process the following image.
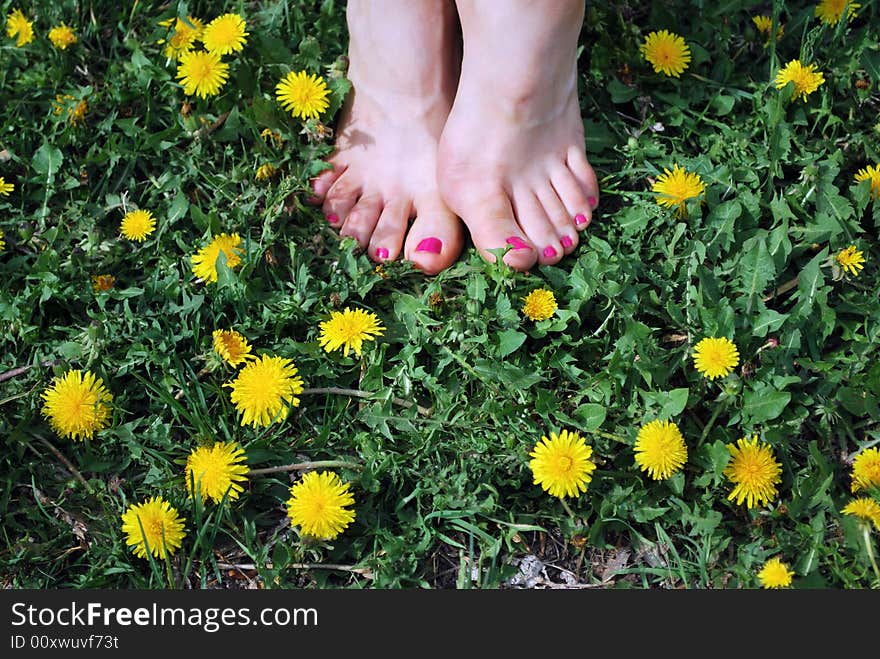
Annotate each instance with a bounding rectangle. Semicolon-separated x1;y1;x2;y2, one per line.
91;274;115;292
0;176;13;196
212;329;253;366
40;369;113;441
693;336;740;380
634;419;688;481
640;30;691;78
814;0;860;25
176;49;229;99
842;497;880;531
752;15;784;42
255;163;278;181
287;471;356;540
190;233;244;283
651;164;706;217
723;436;782;509
201;13;248;55
851;447;880;493
276;71;330;121
774;60;825;102
835;245;865;277
521;288;558;322
53;94;87;126
757;557;794;589
121;496;186;560
0;228;5;252
6;8;33;47
224;354;304;427
260;128;285;148
48;23;77;50
159;16;205;61
318;307;385;357
185;441;248;504
529;429;597;499
120;209;156;242
855;165;880;200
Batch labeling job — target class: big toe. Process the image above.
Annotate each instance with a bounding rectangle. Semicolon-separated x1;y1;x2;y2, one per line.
403;199;465;276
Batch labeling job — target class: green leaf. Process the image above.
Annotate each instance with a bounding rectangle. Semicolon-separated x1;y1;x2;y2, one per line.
467;274;487;303
607;78;638;103
736;236;775;314
166;192;189;223
795;251;827;313
32;143;64;178
861;48;880;82
496;330;526;358
752;307;787;337
837;387;880;419
474;360;544;391
573;403;606;431
710;94;735;116
742;386;791;425
641;388;690;419
583;119;617;154
633;506;669;523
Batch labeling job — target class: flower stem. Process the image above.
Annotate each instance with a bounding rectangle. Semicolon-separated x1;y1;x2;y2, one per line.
302;386;432;416
698;403;725;446
583;429;629;445
247;459;362;477
559;498;577;522
863;524;880;587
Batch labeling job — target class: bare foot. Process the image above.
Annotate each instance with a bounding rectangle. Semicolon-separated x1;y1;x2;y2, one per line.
309;0;464;275
437;0;599;271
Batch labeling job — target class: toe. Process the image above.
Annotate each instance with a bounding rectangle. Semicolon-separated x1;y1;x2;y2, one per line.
322;173;361;228
459;190;537;271
368;199;412;262
340;193;383;249
309;161;346;204
550;163;593;231
535;183;578;254
511;187;563;266
566;146;600;210
404;197;465;276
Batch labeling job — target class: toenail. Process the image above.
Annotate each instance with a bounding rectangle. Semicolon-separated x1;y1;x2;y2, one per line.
506;236;530;250
574;214;589;227
326;213;339;224
543;246;558;259
416;237;443;254
561;235;573;249
588;196;598;209
376;247;389;260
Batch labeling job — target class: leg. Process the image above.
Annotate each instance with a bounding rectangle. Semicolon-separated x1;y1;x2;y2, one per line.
438;0;599;271
309;0;464;275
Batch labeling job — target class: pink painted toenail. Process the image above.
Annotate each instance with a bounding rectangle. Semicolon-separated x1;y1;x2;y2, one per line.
376;247;389;260
543;246;558;259
561;235;573;249
574;214;588;227
326;213;339;224
506;236;530;250
416;237;443;254
588;196;598;209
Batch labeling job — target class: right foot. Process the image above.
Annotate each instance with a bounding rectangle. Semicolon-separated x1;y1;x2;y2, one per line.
437;0;600;272
309;0;464;275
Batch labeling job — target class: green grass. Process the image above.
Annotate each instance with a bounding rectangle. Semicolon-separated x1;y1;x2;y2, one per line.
1;0;879;590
